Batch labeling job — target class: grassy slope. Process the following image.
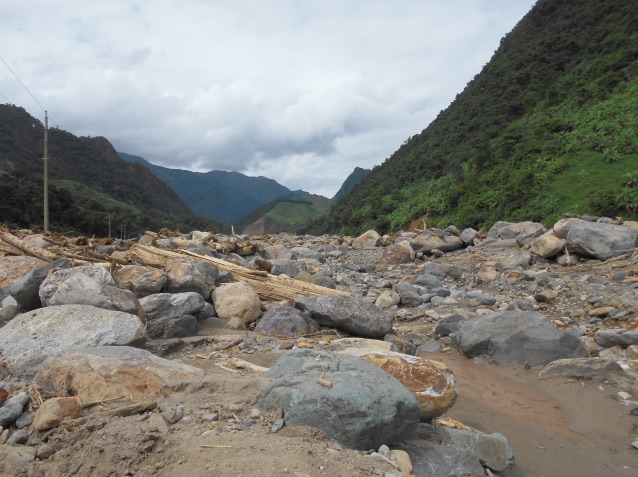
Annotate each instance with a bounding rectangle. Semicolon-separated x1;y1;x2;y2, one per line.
311;0;638;235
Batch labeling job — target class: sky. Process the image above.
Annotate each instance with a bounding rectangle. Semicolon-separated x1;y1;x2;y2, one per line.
0;0;536;198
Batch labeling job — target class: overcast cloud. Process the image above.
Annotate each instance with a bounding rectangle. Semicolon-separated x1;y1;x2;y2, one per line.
1;0;536;197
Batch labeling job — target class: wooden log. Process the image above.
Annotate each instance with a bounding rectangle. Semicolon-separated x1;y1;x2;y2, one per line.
128;243;352;301
0;231;58;262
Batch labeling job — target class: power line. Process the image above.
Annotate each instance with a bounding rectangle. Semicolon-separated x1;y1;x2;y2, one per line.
0;55;47;113
0;91;11;103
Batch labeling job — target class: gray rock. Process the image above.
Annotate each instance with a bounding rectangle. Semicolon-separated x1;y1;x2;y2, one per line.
515;222;547;246
421;262;463;280
295;295;393;338
8;258;73;311
194;302;216;321
255;307;319;336
434;420;515;472
454;311;588;366
0;304;147;377
410;231;463;254
496;250;532;270
400;291;426;307
594;329;638;348
41;272;142;316
269;259;308;277
565;220;638;260
553;218;583;239
434;315;466;338
538;358;633;386
352;230;381;249
0;392;29;427
256;349;420;450
140;292;206;321
114;265;168;298
312;275;336;289
39;265;115;306
414;273;443;289
165;258;218;300
401;423;485;477
185;243;222;258
290;247;326;263
212;282;262;323
7;429;29;445
465;290;497;306
460;228;478;246
0;304;21;324
146;314;199;339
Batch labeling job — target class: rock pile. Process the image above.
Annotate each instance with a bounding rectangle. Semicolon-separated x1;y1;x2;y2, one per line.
0;212;637;476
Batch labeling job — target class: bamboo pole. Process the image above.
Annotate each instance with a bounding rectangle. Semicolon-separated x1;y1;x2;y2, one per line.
129;243;351;302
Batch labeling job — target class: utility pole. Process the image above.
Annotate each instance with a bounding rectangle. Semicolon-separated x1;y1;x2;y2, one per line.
43;110;49;233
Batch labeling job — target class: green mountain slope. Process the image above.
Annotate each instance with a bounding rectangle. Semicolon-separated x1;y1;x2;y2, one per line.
332;167;371;202
0;105;223;235
237;193;332;235
118;152;294;225
312;0;638;235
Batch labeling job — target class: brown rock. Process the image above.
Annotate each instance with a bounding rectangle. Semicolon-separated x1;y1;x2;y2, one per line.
534;290;557;303
378;243;413;266
351;350;458;420
529;232;566;259
33;397;82;431
590;306;616;317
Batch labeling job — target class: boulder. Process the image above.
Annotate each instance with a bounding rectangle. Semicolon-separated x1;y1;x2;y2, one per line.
33;397;82;431
8;258;73;311
212;282;262;323
495;250;532;270
342;350;458;420
139;292;206;321
146;314;199;339
289;247;326;263
263;244;293;260
165;258;218;300
0;392;29;427
256;349;420;450
515;222;547;246
460;228;478;246
565;220;638;259
454;311;588;366
254;307;320;337
594;329;638;348
552;218;582;238
410;231;463;254
352;230;381;249
375;290;401;309
113;265;167;298
433;314;466;338
538;358;633;386
0;256;46;288
294;295;393;338
402;423;485;477
269;259;308;277
529;232;566;259
434;418;515;472
35;346;206;403
421;262;463;280
40;272;143;317
39;265;115;305
378;243;414;266
0;304;147;377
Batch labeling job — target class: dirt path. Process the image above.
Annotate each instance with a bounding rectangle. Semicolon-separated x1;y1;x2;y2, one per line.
426;349;638;476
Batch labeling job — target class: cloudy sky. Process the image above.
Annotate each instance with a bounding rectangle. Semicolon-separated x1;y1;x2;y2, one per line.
1;0;535;197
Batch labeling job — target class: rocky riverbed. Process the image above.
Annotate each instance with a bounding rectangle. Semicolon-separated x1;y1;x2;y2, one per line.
0;216;637;476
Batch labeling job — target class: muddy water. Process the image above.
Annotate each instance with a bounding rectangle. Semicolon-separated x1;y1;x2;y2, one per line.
426;350;637;476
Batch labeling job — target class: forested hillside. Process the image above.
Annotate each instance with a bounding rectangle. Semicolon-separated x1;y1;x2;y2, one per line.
0;105;223;236
311;0;638;235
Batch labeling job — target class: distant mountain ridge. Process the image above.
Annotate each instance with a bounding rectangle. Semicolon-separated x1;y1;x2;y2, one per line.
0;104;221;235
332;167;371;201
119;152;296;225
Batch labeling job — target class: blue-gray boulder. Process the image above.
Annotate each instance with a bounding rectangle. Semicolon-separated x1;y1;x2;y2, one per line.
294;295;393;338
255;307;319;337
454;311;588;366
256;349;420;450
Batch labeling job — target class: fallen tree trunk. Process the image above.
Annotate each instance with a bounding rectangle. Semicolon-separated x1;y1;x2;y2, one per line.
0;231;59;262
129;243;352;302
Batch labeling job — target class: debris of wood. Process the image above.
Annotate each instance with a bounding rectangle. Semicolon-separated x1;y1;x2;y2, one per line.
317;378;333;388
225;357;269;374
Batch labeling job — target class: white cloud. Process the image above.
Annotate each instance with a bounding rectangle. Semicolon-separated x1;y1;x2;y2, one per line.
1;0;535;197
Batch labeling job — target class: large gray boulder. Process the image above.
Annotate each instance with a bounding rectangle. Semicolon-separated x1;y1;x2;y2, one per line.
146;314;199;339
434;420;515;472
113;265;168;298
401;424;485;477
254;306;319;337
256;349;420;450
538;358;633;386
165;258;218;300
39;265;115;305
352;230;381;249
294;295;393;338
7;258;72;310
0;304;147;377
139;292;206;321
594;329;638;348
212;282;262;323
40;272;142;317
410;231;463;254
565;220;638;259
454;311;588;366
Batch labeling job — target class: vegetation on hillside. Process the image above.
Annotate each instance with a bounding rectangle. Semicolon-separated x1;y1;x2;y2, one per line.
0;105;224;236
310;0;638;235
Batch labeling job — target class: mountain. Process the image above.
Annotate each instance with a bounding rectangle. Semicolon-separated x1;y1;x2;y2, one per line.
236;193;332;235
0;104;223;236
332;167;371;202
119;152;295;225
312;0;638;235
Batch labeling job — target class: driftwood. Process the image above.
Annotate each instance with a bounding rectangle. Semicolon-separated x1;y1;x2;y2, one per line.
0;231;59;262
129;243;352;302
